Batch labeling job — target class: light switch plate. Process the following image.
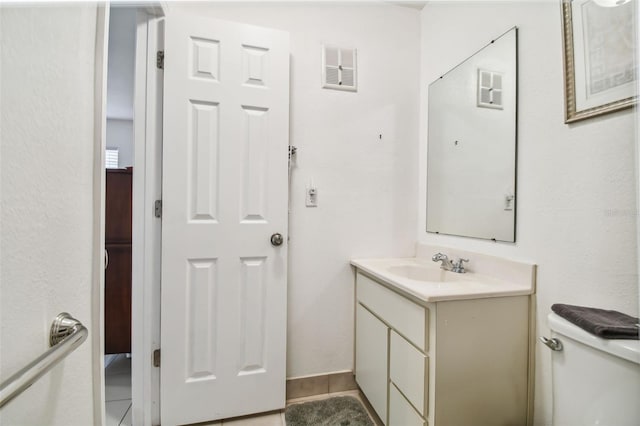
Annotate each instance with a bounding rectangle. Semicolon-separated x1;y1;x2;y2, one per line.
306;186;318;207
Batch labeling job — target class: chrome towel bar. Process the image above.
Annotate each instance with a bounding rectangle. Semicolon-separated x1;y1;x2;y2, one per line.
0;312;88;408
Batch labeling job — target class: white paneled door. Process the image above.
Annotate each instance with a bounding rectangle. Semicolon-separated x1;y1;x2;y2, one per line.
161;12;290;426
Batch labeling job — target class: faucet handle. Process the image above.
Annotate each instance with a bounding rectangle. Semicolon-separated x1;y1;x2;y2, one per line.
452;258;469;273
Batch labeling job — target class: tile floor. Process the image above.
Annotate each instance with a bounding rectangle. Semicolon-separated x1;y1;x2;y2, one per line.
105;355;376;426
105;354;132;426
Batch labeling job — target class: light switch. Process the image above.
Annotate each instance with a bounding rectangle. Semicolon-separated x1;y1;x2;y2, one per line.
504;194;514;211
306;184;318;207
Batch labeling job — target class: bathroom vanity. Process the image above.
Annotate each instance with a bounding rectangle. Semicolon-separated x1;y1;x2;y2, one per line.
351;247;536;426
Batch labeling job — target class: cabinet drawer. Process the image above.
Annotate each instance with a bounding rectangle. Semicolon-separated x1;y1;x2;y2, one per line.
357;272;427;351
389;383;425;426
390;330;427;417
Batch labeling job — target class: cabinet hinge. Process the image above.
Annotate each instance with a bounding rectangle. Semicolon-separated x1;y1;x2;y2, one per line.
154;200;162;218
156;50;164;69
153;349;160;367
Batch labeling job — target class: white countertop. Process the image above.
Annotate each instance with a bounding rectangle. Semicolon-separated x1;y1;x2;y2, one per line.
351;257;535;302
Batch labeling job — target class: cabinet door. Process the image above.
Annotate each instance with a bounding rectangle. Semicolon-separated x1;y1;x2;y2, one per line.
389;384;425;426
355;303;388;424
105;244;132;354
105;169;132;243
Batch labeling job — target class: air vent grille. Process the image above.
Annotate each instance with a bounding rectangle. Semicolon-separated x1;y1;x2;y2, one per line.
326;67;340;85
322;45;357;92
477;69;504;109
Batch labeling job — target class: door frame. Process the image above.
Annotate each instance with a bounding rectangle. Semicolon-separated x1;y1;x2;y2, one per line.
131;6;165;426
95;3;165;426
93;4;110;426
98;5;293;426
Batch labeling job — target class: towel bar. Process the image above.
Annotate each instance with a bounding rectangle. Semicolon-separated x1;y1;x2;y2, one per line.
0;312;88;408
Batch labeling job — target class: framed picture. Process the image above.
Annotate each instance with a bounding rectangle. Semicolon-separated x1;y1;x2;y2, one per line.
561;0;637;123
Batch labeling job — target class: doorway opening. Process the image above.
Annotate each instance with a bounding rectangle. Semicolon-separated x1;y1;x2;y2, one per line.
104;5;137;425
102;5;164;426
99;5;290;425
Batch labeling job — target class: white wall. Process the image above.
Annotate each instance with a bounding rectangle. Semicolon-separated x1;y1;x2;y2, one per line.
0;5;98;426
106;118;133;167
167;2;421;378
418;2;638;425
637;2;640;315
107;7;136;120
106;7;136;168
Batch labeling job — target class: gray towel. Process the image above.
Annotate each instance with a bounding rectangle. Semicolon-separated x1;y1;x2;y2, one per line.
552;304;639;340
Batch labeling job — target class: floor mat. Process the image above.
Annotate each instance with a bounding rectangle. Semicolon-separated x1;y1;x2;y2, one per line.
285;396;374;426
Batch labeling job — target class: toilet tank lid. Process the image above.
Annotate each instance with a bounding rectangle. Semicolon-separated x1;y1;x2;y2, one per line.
548;313;640;365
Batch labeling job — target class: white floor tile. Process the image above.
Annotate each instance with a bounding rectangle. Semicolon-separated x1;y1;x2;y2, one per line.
105;372;132;402
106;400;131;426
105;354;131;376
120;403;132;426
104;354;119;368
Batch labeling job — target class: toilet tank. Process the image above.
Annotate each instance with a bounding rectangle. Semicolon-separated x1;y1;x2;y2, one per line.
548;312;640;426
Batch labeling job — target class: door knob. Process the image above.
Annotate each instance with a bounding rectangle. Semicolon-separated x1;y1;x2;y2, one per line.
270;233;284;246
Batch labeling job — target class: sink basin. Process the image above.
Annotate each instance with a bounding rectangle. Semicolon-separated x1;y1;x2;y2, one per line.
386;264;464;282
351;252;535;302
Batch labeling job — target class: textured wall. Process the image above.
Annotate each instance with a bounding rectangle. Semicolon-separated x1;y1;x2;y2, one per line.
418;2;638;425
106;118;133;168
106;6;136;169
107;6;136;120
167;2;421;378
0;5;98;425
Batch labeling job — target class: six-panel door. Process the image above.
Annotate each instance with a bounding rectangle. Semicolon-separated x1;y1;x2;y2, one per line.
161;12;290;426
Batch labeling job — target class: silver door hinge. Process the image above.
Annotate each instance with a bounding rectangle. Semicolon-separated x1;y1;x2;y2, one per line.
288;145;297;160
153;349;161;367
156;50;164;69
154;200;162;218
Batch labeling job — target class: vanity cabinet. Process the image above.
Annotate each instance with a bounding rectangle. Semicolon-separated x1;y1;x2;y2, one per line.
354;271;531;426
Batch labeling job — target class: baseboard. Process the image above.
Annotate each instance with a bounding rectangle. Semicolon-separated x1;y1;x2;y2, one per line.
286;371;358;400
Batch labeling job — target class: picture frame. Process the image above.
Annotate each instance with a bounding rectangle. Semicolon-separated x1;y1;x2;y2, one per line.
561;0;637;123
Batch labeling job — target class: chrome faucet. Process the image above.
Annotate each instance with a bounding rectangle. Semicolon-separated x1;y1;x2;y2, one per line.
432;253;469;273
432;253;453;271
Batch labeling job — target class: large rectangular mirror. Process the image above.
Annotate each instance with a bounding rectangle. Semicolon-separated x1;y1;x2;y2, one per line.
426;27;517;242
